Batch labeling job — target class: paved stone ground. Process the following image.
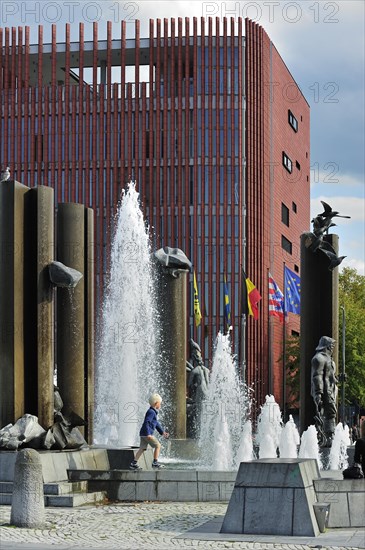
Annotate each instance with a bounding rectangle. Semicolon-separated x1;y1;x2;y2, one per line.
0;502;364;550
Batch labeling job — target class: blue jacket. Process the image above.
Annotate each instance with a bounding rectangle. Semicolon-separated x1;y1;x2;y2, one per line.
139;407;164;436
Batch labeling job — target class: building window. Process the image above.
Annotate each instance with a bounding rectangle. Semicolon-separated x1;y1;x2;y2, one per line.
291;330;299;337
296;160;301;170
292;202;297;213
282;235;292;254
282;152;292;173
288;109;298;132
294;264;299;273
281;203;289;226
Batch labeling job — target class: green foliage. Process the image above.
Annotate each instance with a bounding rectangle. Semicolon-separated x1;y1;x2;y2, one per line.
339;268;365;409
285;334;300;409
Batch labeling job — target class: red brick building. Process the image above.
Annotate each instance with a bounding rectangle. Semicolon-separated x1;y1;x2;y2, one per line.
0;17;310;409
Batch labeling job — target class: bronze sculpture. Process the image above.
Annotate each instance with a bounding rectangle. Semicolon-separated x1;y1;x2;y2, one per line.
311;336;338;446
304;201;350;270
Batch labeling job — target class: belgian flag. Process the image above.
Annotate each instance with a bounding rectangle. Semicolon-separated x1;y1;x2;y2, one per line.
242;269;262;320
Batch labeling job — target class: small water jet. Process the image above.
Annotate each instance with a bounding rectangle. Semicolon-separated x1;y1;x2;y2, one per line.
256;395;283;459
328;422;350;470
279;415;300;459
94;182;160;447
199;332;250;470
299;425;323;469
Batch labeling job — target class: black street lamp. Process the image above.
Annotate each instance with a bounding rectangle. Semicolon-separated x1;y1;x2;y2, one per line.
339;306;347;424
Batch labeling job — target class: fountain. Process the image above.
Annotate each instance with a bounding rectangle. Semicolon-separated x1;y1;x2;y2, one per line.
199;331;250;470
279;415;300;459
328;422;350;471
256;394;283;459
299;425;323;469
94;182;160;447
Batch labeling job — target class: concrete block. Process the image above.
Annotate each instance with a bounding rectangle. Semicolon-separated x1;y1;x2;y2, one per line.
92;448;110;469
220;488;245;532
317;491;349;528
50;451;69;481
114;482;136;501
39;453;58;483
80;449;98;470
177;481;198;501
244;487;295;535
0;451;17;481
235;459;318;488
64;451;84;472
135;481;157;501
156;470;196;482
0;481;13;493
293;486;320;536
221;460;320;536
198;481;220;501
158;481;178;500
219;481;234;501
348;492;365;527
197;471;236;482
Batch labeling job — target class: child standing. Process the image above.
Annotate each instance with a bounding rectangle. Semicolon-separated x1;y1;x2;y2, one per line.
130;393;169;470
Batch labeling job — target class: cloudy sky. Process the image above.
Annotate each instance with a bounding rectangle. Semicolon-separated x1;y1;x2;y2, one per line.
2;1;364;274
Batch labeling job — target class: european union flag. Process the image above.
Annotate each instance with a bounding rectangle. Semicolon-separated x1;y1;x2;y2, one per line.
224;275;231;331
284;266;301;314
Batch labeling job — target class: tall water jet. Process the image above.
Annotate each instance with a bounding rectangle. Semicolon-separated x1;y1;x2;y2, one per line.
279;415;300;458
328;422;350;470
299;425;323;469
94;182;160;446
256;395;283;459
199;332;249;470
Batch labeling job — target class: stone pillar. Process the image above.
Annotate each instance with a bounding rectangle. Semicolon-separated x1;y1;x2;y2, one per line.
10;449;45;528
57;203;85;428
0;180;29;427
23;187;55;429
85;207;95;443
300;234;339;433
157;270;187;439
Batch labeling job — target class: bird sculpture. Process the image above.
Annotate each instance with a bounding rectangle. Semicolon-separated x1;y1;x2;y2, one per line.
308;200;350;271
311;200;351;237
0;166;10;182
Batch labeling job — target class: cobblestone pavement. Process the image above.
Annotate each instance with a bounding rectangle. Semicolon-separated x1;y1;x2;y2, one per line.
0;502;364;550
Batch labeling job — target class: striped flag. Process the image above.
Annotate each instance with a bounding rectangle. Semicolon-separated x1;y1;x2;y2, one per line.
242;270;262;320
193;271;202;327
269;272;285;323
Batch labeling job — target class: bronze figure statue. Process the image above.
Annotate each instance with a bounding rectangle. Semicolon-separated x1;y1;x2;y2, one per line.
311;336;338;446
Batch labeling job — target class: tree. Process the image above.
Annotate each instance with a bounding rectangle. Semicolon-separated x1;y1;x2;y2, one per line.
283;333;300;411
339;268;365;410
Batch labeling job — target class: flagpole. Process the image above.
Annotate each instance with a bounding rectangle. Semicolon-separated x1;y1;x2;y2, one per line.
239;266;246;384
283;262;287;423
268;267;273;394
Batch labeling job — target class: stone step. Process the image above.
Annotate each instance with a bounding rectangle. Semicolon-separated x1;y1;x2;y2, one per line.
0;490;106;507
45;491;106;507
0;480;88;495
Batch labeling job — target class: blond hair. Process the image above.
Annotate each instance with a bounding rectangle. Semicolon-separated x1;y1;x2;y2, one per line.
149;393;162;406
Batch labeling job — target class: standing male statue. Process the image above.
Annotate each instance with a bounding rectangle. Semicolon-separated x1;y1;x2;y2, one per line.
311;336;338;446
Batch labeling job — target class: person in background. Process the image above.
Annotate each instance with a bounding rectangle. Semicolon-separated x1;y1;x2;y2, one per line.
354;421;365;475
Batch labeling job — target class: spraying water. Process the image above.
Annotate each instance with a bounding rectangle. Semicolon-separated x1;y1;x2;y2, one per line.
279;415;300;458
235;421;255;465
299;425;323;469
199;332;250;470
256;395;283;459
328;423;350;470
94;182;160;446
